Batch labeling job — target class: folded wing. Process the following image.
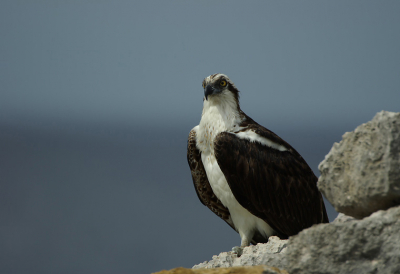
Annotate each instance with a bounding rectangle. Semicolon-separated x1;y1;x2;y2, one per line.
214;129;328;238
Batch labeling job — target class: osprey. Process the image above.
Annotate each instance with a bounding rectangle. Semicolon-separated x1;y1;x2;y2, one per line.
187;73;328;250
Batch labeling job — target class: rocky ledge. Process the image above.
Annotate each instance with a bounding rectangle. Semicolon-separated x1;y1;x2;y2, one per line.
192;206;400;274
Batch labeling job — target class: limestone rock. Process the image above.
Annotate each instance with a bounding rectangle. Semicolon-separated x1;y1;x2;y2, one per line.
318;111;400;218
332;212;355;223
194;206;400;274
284;205;400;274
193;236;288;269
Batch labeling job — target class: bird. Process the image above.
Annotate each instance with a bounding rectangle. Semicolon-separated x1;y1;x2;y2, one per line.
187;73;328;253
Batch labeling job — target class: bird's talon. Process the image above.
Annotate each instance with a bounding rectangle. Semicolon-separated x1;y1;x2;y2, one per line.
231;246;243;257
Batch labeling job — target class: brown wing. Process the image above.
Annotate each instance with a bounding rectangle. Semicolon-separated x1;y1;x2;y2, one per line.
214;130;328;239
187;129;235;229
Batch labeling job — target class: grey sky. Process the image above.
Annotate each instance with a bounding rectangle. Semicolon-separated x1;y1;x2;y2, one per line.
1;1;400;273
1;1;399;129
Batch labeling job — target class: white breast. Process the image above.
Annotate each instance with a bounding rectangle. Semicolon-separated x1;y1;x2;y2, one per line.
194;98;275;244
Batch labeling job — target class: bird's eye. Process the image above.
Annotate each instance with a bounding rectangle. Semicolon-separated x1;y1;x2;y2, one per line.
202;83;205;88
220;80;227;87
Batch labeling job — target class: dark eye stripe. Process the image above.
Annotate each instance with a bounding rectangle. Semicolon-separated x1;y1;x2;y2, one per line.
210;73;219;79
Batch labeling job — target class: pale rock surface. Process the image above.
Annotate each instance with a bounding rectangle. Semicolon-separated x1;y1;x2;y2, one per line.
318;111;400;218
331;212;354;223
194;206;400;274
193;236;288;270
284;205;400;274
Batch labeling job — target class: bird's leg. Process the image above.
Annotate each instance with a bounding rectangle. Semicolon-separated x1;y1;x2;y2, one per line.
232;237;250;257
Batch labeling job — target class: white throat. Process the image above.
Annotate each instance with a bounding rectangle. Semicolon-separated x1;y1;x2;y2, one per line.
196;92;241;153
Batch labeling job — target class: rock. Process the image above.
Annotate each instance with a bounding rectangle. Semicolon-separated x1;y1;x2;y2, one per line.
284;205;400;274
194;206;400;274
154;265;288;274
193;236;288;269
318;111;400;218
332;213;355;223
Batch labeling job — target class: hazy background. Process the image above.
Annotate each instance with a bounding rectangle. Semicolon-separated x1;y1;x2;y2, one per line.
1;1;399;273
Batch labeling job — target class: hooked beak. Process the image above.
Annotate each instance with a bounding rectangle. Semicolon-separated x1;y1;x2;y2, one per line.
204;85;214;101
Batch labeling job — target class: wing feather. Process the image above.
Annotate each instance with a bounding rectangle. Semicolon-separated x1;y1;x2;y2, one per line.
214;129;328;238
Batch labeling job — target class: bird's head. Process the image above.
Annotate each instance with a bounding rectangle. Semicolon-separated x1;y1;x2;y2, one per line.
202;73;240;102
